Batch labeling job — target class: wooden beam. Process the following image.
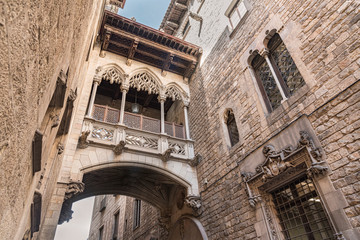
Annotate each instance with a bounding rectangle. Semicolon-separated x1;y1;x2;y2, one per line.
175;2;188;10
166;21;179;29
127;38;139;64
104;24;198;62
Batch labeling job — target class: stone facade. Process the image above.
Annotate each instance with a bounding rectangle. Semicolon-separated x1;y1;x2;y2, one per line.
173;0;360;239
1;0;359;239
0;0;105;239
88;195;160;240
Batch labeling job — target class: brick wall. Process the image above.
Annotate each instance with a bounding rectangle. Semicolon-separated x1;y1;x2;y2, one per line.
186;0;359;239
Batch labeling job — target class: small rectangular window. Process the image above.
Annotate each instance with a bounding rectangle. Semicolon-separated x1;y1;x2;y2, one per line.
32;131;43;175
225;0;248;31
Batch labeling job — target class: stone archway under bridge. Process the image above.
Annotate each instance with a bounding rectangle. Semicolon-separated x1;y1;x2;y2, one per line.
38;160;207;240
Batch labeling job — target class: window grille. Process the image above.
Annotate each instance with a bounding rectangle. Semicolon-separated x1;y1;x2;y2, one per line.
268;33;305;96
271;176;335;240
251;33;305;113
226;110;239;146
252;54;282;110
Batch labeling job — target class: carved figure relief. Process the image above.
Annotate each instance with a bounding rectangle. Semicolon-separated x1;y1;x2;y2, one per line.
189;153;202;167
57;143;64;155
113;140;126;155
78;130;90;149
185;195;202;216
59;181;85;224
161;148;173;162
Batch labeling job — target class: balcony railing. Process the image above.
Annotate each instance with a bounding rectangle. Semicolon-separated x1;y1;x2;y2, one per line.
92;104;185;139
82;117;194;160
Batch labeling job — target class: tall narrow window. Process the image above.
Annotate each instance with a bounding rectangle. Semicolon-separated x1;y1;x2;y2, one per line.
252;54;282;111
31;192;42;237
133;199;141;229
99;226;104;240
32;131;43;175
271;175;335;239
113;211;120;240
225;109;239;146
268;33;305;95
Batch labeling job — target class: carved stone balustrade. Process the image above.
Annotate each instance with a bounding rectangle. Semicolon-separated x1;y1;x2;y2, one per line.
81;117;195;162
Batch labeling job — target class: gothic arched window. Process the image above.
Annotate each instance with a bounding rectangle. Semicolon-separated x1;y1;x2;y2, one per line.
251;33;305;112
225;109;239;146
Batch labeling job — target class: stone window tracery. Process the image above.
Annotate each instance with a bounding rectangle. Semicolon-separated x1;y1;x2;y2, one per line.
268;33;305;96
102;67;124;84
251;32;305;113
225;109;239;147
129;72;160;95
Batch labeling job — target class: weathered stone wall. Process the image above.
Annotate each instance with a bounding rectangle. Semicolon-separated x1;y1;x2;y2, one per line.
89;195;160;240
0;0;104;239
184;0;360;239
122;198;160;240
88;195;128;240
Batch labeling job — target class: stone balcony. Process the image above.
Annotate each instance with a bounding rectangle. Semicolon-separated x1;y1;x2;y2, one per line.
81;115;195;162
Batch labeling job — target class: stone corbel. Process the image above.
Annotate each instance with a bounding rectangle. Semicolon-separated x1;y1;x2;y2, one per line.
161;148;173;162
189;153;202;167
59;181;85;224
100;31;111;58
185;195;202;216
78;130;90;149
113;140;126;155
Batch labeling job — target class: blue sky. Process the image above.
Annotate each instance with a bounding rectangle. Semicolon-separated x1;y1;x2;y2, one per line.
118;0;171;29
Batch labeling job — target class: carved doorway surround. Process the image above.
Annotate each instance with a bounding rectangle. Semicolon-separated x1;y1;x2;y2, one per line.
241;131;348;240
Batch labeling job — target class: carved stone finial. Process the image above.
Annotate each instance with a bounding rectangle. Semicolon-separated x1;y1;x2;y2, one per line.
184;195;202;215
57;143;64;155
113;140;126;155
78;130;90;149
189;153;202;167
298;131;322;161
161;148;173;162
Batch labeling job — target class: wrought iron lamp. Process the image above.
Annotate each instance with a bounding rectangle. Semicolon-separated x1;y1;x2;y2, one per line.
131;91;140;113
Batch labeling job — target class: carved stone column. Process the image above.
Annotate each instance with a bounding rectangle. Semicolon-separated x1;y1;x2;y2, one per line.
119;83;129;125
159;94;166;134
87;75;102;117
183;99;191;140
262;49;287;101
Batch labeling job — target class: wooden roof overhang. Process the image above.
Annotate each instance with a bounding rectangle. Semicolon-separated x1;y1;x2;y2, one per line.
99;11;201;78
160;0;190;35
